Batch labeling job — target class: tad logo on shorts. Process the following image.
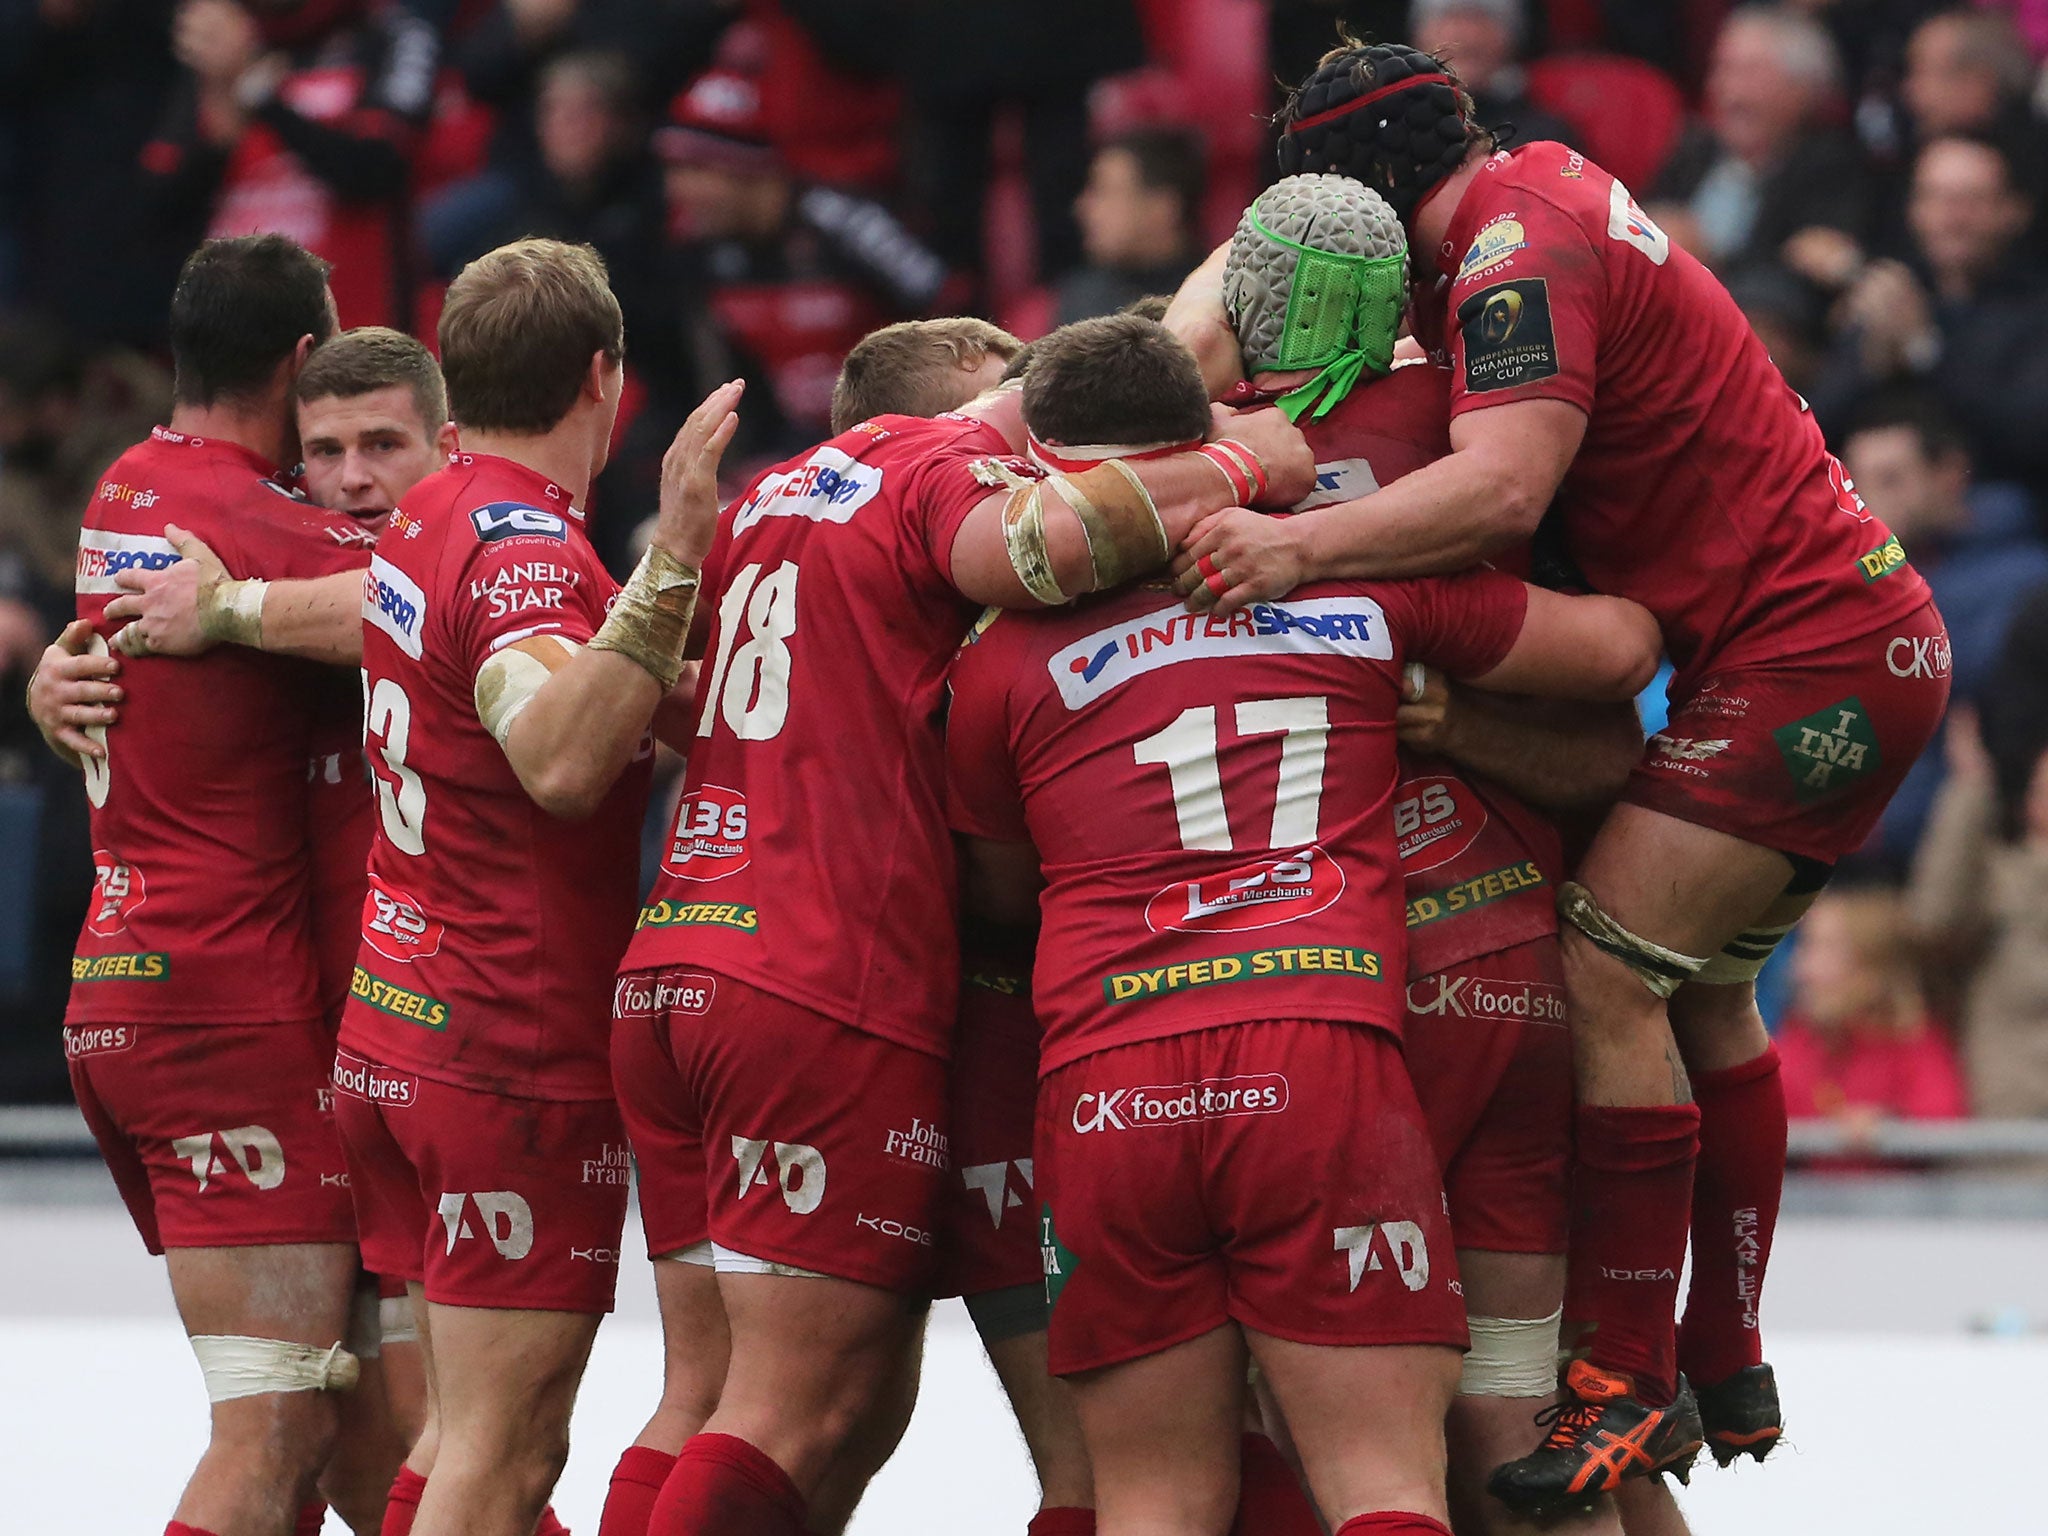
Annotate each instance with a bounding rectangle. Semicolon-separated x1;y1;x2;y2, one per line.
1772;697;1881;802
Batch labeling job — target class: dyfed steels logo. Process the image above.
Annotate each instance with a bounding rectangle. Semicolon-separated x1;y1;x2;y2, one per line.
1143;847;1344;935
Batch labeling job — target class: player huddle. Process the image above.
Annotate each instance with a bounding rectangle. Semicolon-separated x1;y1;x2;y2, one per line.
32;36;1949;1536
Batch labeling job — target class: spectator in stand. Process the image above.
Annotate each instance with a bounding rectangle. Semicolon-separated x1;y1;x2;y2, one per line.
1841;388;2048;863
1406;0;1575;150
1911;711;2048;1119
894;0;1144;296
1809;132;2048;499
1901;9;2043;143
648;65;950;462
1779;887;1969;1165
424;48;665;299
1648;5;1872;273
140;0;445;330
1055;128;1206;326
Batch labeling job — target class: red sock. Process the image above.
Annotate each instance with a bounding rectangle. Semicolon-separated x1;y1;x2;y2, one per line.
1678;1046;1785;1387
380;1466;428;1536
1565;1103;1699;1404
1333;1515;1453;1536
295;1504;328;1536
535;1506;572;1536
1027;1510;1097;1536
1232;1432;1322;1536
600;1446;679;1536
166;1525;222;1536
648;1433;806;1536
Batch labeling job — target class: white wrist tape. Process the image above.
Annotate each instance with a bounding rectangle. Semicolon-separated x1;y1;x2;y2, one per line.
190;1334;360;1402
198;577;270;650
377;1291;419;1347
588;544;699;688
1458;1309;1564;1398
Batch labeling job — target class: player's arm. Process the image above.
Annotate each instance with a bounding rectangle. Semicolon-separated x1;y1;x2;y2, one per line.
1398;668;1644;812
104;527;364;664
945;406;1315;608
958;836;1045;929
484;383;740;820
1162;239;1244;398
25;621;122;766
1459;585;1660;702
1171;397;1588;612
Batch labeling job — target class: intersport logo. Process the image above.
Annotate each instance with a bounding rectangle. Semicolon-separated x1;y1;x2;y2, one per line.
1072;1074;1288;1133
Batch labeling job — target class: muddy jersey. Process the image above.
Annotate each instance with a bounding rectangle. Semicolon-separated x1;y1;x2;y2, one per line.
621;413;1026;1060
946;574;1529;1075
340;454;648;1099
1432;142;1932;687
68;427;370;1027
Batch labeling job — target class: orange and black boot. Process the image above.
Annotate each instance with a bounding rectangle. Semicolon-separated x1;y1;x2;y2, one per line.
1487;1360;1706;1517
1697;1362;1783;1466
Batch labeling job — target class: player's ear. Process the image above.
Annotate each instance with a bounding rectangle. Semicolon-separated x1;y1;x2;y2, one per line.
584;350;614;405
435;421;459;457
292;333;318;374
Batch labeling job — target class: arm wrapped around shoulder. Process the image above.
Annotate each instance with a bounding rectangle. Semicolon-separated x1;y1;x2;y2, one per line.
586;543;701;689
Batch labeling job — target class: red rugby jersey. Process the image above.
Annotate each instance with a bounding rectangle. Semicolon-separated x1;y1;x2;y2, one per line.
68;426;371;1026
340;454;648;1099
945;573;1529;1075
1432;142;1931;686
621;413;1027;1059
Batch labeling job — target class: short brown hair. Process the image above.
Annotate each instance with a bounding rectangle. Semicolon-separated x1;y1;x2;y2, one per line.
830;317;1023;432
297;326;449;429
1020;315;1210;447
438;238;624;434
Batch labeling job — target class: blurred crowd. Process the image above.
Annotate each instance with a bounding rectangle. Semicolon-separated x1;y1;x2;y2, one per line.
6;0;2048;1148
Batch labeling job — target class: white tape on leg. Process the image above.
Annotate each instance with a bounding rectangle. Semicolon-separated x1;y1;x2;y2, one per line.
1458;1309;1564;1398
190;1335;360;1402
377;1292;418;1347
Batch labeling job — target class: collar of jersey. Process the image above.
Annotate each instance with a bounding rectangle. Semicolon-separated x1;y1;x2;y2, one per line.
1431;148;1518;280
150;424;282;479
451;451;584;521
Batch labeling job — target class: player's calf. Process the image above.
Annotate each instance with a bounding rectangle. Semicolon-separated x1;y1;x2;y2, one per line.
165;1242;361;1536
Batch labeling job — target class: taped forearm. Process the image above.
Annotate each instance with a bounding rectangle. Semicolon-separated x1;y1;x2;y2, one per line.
586;544;700;688
1438;691;1643;813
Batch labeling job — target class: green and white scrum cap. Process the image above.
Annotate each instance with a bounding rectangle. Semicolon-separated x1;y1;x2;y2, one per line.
1223;173;1408;421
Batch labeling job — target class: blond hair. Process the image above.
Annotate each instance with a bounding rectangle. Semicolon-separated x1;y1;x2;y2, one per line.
830;318;1023;433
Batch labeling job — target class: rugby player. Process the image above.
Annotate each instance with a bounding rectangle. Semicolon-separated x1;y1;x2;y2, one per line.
1166;39;1949;1507
944;313;1661;1536
28;327;596;1534
330;238;737;1536
610;318;1312;1536
593;314;1091;1536
56;233;372;1536
1198;175;1643;1536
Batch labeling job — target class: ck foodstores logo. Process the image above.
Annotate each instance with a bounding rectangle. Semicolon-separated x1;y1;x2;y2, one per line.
731;1137;826;1214
960;1158;1034;1229
173;1126;286;1192
436;1190;534;1259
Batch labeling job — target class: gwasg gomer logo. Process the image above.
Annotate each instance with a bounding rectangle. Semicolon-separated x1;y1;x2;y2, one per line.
731;446;884;534
1051;597;1392;709
1071;1074;1288;1133
363;555;428;659
76;529;179;594
662;785;749;880
1143;847;1345;935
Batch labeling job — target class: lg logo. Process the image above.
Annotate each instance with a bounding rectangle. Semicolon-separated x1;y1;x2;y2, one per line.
1333;1220;1430;1293
173;1126;286;1192
731;1137;826;1215
960;1159;1035;1228
437;1191;534;1259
